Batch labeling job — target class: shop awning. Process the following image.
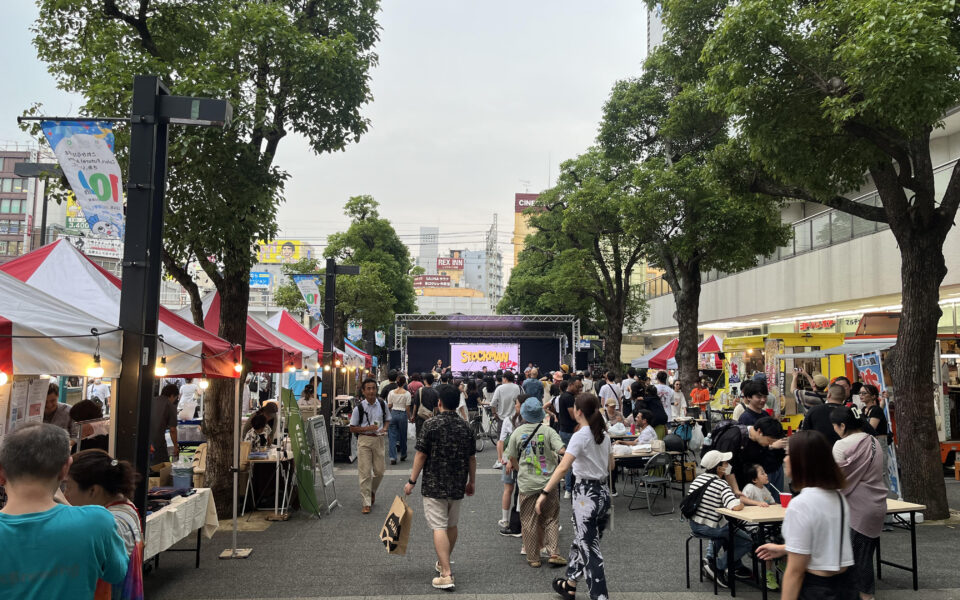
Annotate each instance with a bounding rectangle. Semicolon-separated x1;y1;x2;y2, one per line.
344;338;372;369
779;337;897;359
1;240;240;378
265;310;323;355
0;271;123;377
251;314;319;368
631;338;678;370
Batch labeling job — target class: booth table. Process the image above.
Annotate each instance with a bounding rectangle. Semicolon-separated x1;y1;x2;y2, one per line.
145;487;219;569
717;498;927;600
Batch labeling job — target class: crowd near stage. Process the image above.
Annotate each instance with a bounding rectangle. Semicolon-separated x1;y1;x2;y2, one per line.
390;314;583;375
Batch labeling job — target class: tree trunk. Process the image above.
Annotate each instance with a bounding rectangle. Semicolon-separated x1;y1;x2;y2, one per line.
887;230;950;519
672;265;702;396
604;304;625;373
203;272;250;517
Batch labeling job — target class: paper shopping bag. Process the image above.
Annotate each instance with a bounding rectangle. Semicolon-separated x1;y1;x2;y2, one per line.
380;495;413;555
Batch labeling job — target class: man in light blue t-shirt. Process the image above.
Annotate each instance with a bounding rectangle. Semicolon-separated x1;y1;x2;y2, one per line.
0;423;128;599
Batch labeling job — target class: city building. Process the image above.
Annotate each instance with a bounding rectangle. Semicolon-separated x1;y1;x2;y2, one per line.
416;226;439;275
511;192;540;270
0;148;40;265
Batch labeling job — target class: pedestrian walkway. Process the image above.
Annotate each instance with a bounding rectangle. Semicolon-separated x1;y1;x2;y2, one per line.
144;469;960;599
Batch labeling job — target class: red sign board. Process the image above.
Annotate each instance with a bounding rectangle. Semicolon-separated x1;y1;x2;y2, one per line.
414;274;451;287
798;319;836;331
437;257;464;270
515;193;542;213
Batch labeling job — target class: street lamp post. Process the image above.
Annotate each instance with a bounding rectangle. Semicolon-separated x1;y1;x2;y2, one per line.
13;162;62;248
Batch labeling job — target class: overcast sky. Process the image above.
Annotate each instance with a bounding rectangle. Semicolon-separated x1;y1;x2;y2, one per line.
0;1;647;273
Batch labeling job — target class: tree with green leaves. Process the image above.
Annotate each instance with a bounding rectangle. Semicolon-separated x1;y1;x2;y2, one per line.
323;195;415;352
499;149;647;371
32;0;381;514
599;42;789;394
662;0;960;516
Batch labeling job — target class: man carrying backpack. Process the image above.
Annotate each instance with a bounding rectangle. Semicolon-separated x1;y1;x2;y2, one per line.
350;377;389;514
710;417;785;498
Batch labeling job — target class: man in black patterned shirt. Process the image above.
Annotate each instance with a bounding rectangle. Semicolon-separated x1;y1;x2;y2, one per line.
404;384;476;591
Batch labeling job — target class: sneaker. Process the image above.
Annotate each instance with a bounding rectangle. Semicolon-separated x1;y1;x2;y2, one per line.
715;570;730;589
610;490;619;498
563;491;571;499
735;565;754;580
432;575;455;590
435;560;441;574
390;459;397;465
497;519;508;528
765;570;779;591
493;460;503;469
520;546;526;555
701;559;716;581
499;526;522;537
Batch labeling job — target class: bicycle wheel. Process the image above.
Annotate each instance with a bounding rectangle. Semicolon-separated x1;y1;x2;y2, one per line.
471;419;485;453
488;416;502;442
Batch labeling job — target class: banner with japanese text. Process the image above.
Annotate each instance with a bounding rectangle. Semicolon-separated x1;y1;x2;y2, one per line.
42;121;124;238
852;351;901;498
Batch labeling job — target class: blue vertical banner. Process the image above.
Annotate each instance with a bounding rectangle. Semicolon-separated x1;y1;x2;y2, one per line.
347;320;362;342
41;121;125;237
852;351;901;498
290;274;323;322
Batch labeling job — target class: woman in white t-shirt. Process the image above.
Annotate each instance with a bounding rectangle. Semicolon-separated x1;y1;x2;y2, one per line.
387;375;412;465
758;431;856;600
536;393;613;600
671;381;687;420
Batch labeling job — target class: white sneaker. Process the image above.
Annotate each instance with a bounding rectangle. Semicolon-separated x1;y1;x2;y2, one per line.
563;491;571;499
497;519;508;528
520;546;526;555
493;461;503;470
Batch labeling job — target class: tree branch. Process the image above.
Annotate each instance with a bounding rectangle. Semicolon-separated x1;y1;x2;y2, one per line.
163;250;205;327
102;0;160;57
191;246;224;289
936;161;960;226
750;174;888;223
842;121;914;187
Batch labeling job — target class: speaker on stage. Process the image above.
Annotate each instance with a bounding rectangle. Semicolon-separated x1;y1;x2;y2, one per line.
389;350;402;371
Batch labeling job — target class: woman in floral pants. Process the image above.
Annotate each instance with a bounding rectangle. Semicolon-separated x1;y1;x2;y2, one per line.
536;393;613;600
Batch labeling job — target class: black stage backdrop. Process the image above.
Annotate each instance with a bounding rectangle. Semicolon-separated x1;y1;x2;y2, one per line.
403;338;560;375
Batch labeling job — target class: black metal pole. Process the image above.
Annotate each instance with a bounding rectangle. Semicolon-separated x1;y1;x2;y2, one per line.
115;76;170;525
321;258;337;442
38;179;48;248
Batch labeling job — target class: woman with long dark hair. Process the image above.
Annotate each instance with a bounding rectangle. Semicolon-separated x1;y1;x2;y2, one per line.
536;393;613;600
758;431;855;600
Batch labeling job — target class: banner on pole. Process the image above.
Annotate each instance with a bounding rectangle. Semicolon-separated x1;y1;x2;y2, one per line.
41;121;124;238
375;330;385;347
290;274;323;322
852;351;901;498
280;388;322;514
347;320;362;342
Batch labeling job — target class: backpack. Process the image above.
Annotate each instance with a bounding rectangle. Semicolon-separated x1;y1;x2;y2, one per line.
702;420;748;458
355;398;388;432
680;475;717;519
674;421;693;442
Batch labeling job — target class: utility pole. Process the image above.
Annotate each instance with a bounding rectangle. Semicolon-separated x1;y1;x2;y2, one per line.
320;258;359;442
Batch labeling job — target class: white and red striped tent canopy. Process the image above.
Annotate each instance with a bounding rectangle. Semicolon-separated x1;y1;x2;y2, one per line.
0;240;240;378
184;293;305;373
698;334;723;354
0;270;122;377
251;313;318;368
631;338;679;370
265;310;323;355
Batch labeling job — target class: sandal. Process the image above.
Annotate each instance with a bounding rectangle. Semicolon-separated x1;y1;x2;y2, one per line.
552;577;576;599
528;560;542;568
547;554;568;566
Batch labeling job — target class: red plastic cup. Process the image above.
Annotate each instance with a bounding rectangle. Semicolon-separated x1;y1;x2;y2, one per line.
780;493;792;508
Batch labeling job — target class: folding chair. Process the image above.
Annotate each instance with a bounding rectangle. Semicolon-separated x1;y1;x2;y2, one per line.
629;452;675;515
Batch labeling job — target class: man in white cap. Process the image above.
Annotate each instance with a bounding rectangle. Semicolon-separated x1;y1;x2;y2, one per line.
685;450;753;588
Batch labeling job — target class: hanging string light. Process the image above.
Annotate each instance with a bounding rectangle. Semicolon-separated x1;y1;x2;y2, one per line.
234;361;243;373
199;379;209;390
0;371;7;385
87;353;104;378
155;355;168;377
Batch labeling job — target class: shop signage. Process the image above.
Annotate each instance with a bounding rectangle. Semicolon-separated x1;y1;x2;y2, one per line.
58;234;123;260
437;257;464;270
414;274;451;287
280;389;323;514
798;319;836;331
249;272;272;289
514;192;543;213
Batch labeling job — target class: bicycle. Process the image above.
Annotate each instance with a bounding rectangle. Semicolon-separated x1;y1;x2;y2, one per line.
471;404;502;453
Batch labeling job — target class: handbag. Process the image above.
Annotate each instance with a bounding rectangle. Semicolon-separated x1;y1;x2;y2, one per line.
416;388;433;420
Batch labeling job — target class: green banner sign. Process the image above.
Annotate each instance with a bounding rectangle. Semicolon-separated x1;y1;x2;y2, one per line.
280;388;321;514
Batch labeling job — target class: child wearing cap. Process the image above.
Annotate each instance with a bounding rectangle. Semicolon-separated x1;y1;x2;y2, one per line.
506;397;567;567
687;450;753;589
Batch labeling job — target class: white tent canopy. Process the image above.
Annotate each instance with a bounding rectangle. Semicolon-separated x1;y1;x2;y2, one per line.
0;270;122;377
779;337;897;360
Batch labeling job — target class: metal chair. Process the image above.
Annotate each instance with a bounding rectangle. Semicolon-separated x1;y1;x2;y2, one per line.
685;533;723;595
629;452;675;514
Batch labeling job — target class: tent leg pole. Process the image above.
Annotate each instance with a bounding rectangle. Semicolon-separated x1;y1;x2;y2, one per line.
221;373;252;559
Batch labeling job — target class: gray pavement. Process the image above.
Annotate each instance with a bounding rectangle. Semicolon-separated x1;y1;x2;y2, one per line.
144;461;960;599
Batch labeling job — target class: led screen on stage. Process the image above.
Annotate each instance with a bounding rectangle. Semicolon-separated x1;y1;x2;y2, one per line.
450;343;519;373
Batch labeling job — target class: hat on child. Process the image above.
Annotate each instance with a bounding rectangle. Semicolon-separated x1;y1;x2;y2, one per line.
700;450;734;470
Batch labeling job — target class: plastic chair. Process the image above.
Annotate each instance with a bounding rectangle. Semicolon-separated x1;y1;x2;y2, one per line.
629;452;675;514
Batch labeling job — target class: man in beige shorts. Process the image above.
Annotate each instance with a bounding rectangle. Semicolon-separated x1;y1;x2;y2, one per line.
404;383;476;591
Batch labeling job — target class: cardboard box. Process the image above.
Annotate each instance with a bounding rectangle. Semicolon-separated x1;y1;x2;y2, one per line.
149;462;172;487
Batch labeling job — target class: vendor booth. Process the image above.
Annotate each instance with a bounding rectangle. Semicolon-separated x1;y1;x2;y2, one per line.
631;338;679;370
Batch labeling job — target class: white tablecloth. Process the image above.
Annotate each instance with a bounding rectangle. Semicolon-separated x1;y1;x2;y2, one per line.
144;487;219;560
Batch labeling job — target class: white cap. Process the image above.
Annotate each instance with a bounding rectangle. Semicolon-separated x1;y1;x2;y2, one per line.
700;450;733;470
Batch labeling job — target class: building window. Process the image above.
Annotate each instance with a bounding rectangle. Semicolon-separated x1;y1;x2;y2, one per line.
0;241;7;255
0;178;26;193
0;199;23;214
0;219;19;235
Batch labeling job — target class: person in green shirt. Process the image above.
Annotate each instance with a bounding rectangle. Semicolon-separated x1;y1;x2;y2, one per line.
506;397;567;567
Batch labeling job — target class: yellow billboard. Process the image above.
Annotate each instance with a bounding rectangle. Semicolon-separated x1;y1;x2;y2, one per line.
256;239;316;264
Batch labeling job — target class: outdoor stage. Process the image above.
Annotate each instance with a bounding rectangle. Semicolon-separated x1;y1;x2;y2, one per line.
391;314;580;375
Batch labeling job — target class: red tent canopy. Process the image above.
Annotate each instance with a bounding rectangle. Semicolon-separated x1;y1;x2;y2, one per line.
266;310;323;354
697;334;723;354
0;240;239;378
188;293;302;373
631;338;678;370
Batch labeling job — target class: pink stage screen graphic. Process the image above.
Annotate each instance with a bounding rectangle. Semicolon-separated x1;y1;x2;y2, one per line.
450;343;519;372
